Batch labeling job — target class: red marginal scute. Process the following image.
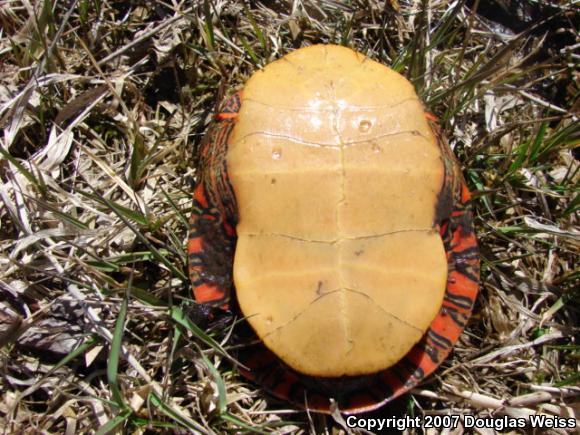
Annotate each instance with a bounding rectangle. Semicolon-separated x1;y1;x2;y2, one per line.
216;112;238;121
439;221;449;237
448;270;478;301
452;230;477;253
224;222;236;237
425;111;438;122
194;184;209;209
194;283;225;304
188;236;203;254
431;311;462;343
461;183;471;202
406;346;438;378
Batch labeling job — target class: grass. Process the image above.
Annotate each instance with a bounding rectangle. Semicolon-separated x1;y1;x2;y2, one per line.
0;0;578;433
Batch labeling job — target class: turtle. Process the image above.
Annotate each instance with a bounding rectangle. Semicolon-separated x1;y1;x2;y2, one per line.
188;44;480;414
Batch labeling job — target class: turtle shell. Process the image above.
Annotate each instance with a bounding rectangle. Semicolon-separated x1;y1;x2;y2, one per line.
188;45;479;414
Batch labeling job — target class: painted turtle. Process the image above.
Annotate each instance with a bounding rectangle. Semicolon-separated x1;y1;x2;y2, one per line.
188;45;479;414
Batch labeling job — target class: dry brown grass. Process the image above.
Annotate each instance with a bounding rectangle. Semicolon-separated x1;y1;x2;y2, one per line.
0;0;578;433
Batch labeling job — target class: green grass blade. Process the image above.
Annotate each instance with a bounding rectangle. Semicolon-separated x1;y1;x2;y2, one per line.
77;189;148;226
79;186;188;282
35;199;89;230
239;35;260;66
529;122;548;163
0;146;39;186
203;0;215;51
149;390;209;433
562;193;579;217
540;121;580;160
555;372;580;387
95;408;132;435
170;306;231;360
222;412;270;434
108;286;129;408
243;5;267;53
199;352;227;415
